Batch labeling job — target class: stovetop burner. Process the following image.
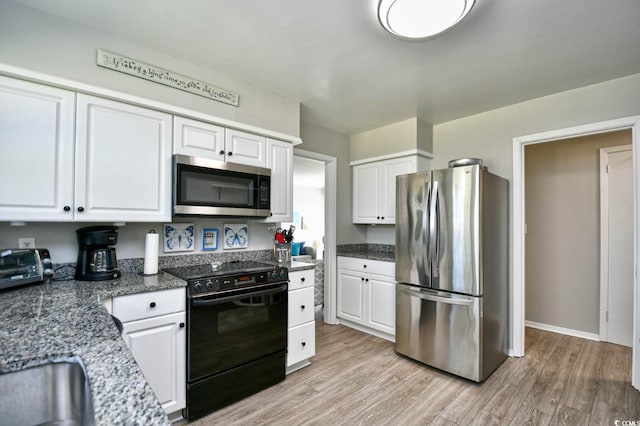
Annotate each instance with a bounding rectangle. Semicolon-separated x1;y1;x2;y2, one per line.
163;260;276;280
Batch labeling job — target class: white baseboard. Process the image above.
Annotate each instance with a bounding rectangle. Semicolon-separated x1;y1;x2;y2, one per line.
525;320;600;341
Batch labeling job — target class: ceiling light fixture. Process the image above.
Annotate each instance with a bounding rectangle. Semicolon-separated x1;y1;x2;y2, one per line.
378;0;475;40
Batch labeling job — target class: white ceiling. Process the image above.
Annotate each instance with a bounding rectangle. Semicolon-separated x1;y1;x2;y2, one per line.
12;0;640;135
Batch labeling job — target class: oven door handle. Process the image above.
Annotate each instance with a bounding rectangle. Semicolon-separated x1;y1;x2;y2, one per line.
191;283;288;306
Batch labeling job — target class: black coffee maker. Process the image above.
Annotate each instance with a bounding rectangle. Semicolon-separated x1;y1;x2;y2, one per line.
75;226;122;281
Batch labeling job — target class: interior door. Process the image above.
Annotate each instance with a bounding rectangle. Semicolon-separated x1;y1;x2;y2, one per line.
601;146;633;347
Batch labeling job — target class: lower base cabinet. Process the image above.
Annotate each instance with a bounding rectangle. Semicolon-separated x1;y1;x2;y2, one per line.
337;257;396;340
112;288;186;416
287;269;316;372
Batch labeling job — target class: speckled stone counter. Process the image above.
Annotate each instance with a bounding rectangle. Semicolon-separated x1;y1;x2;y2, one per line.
336;244;395;262
0;272;186;425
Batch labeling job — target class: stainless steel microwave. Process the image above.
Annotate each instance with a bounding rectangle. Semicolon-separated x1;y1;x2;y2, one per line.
173;154;271;217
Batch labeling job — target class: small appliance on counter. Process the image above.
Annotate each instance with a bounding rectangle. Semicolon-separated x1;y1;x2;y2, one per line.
0;248;54;290
75;226;122;281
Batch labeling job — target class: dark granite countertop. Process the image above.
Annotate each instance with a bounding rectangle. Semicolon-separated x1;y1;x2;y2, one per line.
0;272;186;425
336;244;395;262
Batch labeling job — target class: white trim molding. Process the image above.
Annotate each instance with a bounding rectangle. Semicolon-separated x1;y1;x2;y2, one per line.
292;148;338;325
349;149;433;166
524;321;600;342
512;115;640;390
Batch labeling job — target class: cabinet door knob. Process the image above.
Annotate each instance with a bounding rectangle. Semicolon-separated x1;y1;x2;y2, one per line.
300;305;305;310
301;341;306;347
361;277;365;281
150;302;156;308
228;151;233;156
381;216;385;220
365;278;369;282
219;150;225;155
63;205;71;212
77;206;85;212
377;216;380;219
363;264;367;268
301;277;305;282
179;322;185;328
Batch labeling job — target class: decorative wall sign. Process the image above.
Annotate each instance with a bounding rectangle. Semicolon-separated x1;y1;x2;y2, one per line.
96;49;240;107
163;223;195;253
223;224;248;250
202;228;219;251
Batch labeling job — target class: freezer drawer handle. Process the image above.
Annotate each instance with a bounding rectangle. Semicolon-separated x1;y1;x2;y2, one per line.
398;288;473;306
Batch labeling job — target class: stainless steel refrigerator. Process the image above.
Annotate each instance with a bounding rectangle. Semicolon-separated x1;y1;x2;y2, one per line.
395;160;509;382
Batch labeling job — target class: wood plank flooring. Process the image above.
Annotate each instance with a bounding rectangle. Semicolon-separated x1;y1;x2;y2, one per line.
191;321;639;426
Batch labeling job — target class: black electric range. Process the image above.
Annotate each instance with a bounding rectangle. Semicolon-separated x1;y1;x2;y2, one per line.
163;260;289;421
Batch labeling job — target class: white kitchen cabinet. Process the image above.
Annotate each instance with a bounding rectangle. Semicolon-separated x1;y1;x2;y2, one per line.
173;116;225;160
75;94;172;222
173;117;267;167
224;128;267;167
264;138;293;222
113;288;186;416
0;76;76;221
286;268;315;372
0;80;172;222
337;257;395;340
352;156;419;224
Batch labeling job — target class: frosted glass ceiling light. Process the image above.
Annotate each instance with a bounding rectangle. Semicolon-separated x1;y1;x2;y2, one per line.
378;0;475;40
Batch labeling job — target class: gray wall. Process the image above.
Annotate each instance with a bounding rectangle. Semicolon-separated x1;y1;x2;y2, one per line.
0;1;300;136
299;122;366;245
350;117;433;162
525;130;632;333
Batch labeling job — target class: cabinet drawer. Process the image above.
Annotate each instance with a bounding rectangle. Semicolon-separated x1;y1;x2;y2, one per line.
287;321;315;367
288;287;314;327
337;257;395;276
288;268;314;291
113;288;185;322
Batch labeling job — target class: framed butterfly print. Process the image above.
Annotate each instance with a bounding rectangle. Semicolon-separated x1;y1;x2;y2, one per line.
223;223;249;250
163;223;195;253
202;228;218;251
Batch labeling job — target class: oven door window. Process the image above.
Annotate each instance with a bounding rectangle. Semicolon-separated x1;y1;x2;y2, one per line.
188;290;287;382
177;164;258;208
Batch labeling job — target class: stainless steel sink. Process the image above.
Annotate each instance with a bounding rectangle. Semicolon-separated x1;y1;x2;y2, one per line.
0;357;95;426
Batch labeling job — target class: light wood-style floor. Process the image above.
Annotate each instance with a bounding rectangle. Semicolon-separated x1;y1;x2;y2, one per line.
192;320;639;425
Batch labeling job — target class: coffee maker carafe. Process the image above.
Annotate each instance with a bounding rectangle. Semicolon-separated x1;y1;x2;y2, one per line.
75;226;122;281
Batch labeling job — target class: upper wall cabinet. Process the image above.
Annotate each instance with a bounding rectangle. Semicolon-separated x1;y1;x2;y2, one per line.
353;156;421;224
0;77;173;222
0;76;76;221
174;116;267;168
75;94;173;222
264;138;293;222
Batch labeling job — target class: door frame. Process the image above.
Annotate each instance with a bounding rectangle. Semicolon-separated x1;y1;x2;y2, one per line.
599;144;633;344
512;115;640;389
292;148;338;324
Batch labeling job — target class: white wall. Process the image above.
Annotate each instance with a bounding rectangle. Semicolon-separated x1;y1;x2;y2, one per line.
0;220;276;264
433;73;640;177
0;1;300;136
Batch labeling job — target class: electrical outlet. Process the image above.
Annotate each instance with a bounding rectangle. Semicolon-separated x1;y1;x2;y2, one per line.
18;237;35;249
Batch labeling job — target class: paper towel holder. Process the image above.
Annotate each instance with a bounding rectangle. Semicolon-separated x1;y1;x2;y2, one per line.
139;229;160;277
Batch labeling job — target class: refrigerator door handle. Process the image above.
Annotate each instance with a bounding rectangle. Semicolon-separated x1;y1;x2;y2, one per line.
424;182;432;277
429;181;439;277
397;286;473;306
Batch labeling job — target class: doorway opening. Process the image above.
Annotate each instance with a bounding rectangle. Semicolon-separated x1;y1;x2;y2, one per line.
289;149;337;324
523;130;632;345
512;115;640;389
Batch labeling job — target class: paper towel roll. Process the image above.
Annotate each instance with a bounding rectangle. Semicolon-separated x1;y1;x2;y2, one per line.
143;231;159;275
